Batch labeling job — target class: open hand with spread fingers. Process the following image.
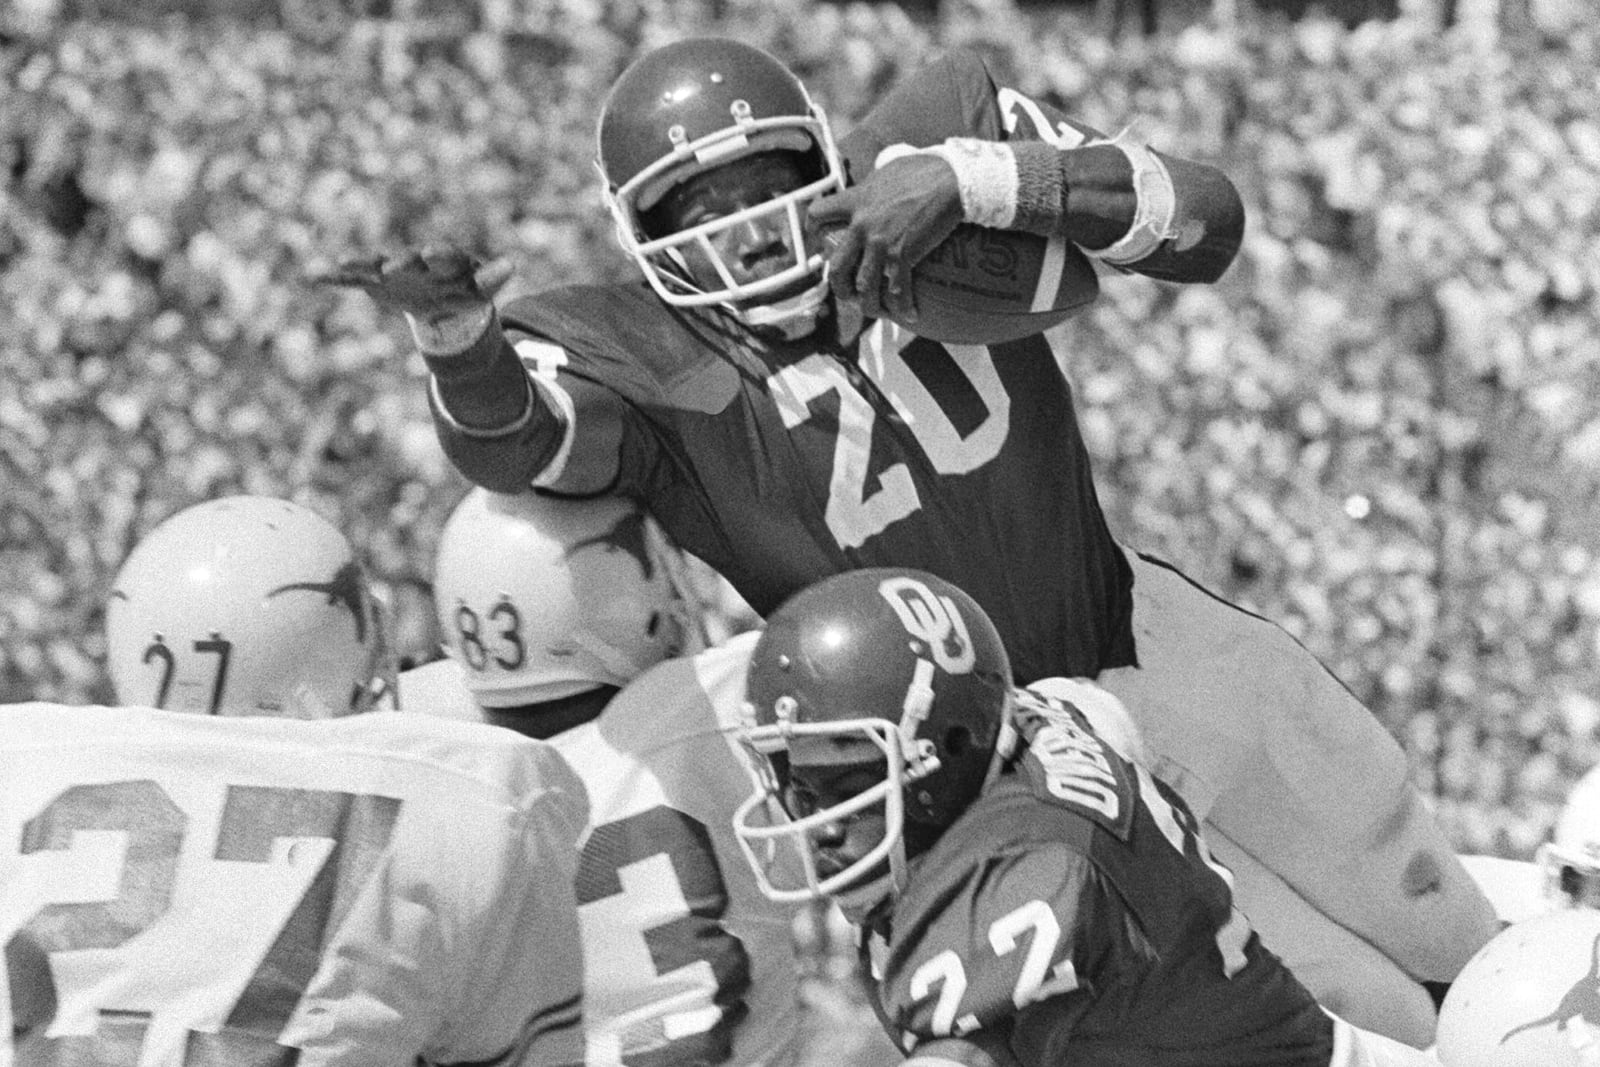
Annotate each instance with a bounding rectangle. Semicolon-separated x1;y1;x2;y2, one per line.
307;245;515;324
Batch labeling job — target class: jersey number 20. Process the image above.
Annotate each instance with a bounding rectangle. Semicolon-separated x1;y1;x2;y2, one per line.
769;329;1011;549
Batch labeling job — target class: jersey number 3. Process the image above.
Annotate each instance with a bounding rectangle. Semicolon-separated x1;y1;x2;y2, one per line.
576;805;752;1067
6;779;400;1065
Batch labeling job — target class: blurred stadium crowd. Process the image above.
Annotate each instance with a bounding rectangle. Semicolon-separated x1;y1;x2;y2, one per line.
3;0;1599;864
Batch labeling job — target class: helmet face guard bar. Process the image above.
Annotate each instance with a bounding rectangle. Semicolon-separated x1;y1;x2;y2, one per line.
730;715;936;904
1538;841;1600;909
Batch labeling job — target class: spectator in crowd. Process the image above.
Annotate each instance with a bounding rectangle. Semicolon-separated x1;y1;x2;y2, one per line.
3;496;588;1067
316;35;1496;1041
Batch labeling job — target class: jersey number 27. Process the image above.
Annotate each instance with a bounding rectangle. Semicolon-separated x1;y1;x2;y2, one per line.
6;779;400;1065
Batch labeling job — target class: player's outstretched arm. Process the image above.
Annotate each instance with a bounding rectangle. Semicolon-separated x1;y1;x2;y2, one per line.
308;247;569;494
308;246;514;325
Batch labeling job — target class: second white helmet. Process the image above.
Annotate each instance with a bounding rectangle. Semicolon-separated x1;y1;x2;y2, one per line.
1541;764;1600;909
432;489;704;708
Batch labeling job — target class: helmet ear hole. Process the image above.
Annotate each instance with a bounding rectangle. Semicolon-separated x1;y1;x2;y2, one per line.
943;725;973;758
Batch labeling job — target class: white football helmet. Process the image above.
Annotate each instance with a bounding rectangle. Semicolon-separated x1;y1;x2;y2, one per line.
1540;764;1600;909
106;496;391;718
1436;907;1600;1067
431;489;705;709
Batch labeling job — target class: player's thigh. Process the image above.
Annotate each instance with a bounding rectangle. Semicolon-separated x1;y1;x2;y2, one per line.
1204;828;1438;1049
1096;549;1413;843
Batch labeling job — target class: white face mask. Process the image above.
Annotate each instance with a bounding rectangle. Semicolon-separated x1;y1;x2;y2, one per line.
729;714;933;906
604;113;847;332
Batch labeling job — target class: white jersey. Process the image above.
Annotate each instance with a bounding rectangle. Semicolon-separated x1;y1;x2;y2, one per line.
1459;853;1545;924
398;657;486;721
401;634;800;1067
0;703;588;1067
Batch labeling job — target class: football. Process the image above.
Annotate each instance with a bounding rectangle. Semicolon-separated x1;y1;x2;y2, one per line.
900;223;1100;345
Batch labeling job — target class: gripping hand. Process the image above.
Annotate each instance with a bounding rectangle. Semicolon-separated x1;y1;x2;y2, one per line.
807;152;962;324
308;246;514;324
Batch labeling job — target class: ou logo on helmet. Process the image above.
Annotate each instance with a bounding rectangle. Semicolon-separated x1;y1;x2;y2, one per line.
878;576;975;675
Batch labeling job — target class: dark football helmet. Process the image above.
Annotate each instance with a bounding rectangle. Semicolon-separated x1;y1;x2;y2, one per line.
596;37;846;330
731;568;1013;905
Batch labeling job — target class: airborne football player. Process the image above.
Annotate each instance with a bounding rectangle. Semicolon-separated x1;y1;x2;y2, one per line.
316;36;1497;1040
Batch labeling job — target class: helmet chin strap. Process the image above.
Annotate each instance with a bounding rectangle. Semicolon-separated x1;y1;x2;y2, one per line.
735;279;830;340
831;855;903;925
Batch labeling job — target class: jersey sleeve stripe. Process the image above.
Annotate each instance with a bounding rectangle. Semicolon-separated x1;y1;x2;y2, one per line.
1030;237;1069;313
513;339;580;489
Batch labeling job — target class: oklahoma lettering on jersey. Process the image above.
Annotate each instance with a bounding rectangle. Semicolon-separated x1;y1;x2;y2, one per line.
873;692;1334;1066
0;703;587;1067
546;632;800;1067
443;50;1140;686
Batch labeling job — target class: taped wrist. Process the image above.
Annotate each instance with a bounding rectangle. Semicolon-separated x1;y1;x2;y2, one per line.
920;139;1068;237
1010;140;1070;234
922;138;1022;230
406;303;497;357
1093;137;1177;266
420;311;537;437
883;133;1175;262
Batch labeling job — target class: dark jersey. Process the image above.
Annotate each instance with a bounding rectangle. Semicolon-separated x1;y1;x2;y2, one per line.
871;691;1335;1067
498;284;1133;684
434;51;1243;683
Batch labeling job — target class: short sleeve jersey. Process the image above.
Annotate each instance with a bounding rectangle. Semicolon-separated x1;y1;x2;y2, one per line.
492;49;1135;685
0;703;587;1067
873;693;1335;1067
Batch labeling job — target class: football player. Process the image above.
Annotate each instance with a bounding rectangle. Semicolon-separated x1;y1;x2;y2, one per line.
1431;770;1600;1066
1540;762;1600;911
729;567;1442;1067
1434;906;1600;1067
400;487;827;1067
314;36;1496;1037
1;496;588;1067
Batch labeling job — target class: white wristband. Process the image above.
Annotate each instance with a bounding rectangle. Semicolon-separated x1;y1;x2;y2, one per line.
927;138;1019;230
876;139;1020;230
